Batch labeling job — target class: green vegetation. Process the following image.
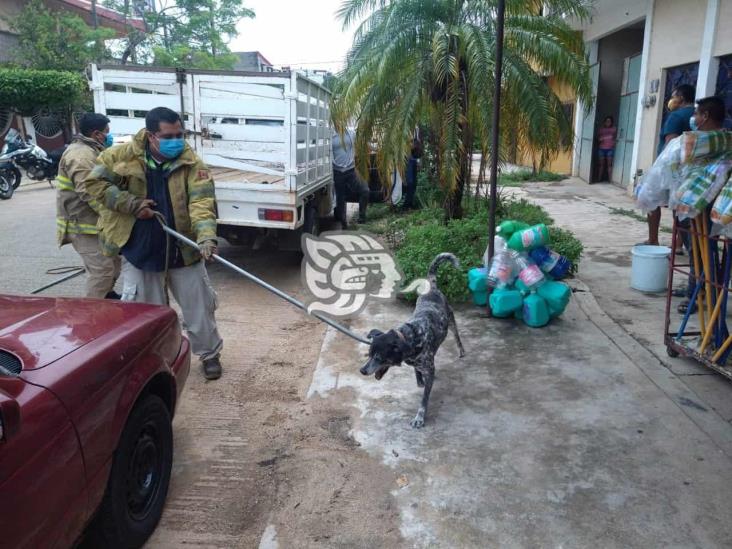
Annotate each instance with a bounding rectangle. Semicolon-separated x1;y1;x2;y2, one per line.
103;0;255;69
609;207;672;234
4;0;114;71
359;197;583;303
0;68;86;114
499;169;567;187
334;0;593;220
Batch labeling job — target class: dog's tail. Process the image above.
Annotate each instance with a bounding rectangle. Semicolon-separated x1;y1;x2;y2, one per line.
427;253;460;287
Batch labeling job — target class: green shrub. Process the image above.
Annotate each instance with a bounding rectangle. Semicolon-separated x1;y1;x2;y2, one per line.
361;196;583;302
0;68;85;113
499;169;566;186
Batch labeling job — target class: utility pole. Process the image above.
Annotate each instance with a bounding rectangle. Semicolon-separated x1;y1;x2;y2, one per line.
487;0;506;315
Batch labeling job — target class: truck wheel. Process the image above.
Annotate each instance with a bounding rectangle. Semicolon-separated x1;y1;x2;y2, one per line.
303;204;320;236
86;395;173;548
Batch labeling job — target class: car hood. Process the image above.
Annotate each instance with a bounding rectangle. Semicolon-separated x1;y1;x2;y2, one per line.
0;295;139;370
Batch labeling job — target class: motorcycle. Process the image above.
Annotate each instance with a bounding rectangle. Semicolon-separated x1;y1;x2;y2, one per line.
0;168;13;200
1;128;65;187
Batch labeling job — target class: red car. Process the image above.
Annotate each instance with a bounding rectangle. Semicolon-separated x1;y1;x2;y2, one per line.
0;295;190;548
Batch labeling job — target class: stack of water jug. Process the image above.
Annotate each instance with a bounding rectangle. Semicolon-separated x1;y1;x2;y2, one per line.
468;220;572;328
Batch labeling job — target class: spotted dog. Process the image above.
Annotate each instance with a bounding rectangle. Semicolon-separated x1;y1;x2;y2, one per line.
360;253;465;428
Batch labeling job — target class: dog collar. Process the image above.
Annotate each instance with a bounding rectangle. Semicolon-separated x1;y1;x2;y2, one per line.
395;329;407;343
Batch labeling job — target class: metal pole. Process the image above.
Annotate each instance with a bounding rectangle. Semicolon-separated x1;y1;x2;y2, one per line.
487;0;506;315
159;225;372;345
30;268;85;295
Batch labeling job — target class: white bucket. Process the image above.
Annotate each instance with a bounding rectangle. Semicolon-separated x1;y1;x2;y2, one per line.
631;245;671;292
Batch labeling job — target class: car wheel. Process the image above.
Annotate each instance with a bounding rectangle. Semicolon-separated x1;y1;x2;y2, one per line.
87;394;173;548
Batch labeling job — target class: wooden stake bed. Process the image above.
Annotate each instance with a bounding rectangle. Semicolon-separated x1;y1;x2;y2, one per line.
209;167;285;186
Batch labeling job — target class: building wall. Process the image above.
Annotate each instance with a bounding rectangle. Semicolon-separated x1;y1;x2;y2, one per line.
635;0;707;172
517;77;575;175
580;0;649;42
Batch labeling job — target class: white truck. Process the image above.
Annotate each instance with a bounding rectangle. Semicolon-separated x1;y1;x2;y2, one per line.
88;64;334;246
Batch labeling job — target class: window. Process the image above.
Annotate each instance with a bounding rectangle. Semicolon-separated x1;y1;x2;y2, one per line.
715;54;732;129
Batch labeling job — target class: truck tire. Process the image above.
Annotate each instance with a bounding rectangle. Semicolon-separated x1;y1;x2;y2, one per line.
303;203;320;236
85;394;173;548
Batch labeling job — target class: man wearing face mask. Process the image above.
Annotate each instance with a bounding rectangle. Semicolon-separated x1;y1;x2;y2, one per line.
56;112;121;299
645;84;697;247
85;107;224;380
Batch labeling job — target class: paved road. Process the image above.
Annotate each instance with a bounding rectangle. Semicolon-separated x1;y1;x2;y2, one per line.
1;185;402;547
5;183;732;547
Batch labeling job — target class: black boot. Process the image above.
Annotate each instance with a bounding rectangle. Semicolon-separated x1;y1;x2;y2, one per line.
202;356;223;380
105;291;121;300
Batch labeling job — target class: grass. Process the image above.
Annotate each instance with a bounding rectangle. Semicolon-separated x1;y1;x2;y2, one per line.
609;206;672;234
498;169;567;187
358;196;583;302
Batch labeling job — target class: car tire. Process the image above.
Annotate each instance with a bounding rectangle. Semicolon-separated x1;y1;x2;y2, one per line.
86;394;173;548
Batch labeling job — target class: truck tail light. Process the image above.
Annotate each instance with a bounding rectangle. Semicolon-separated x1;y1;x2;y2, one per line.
258;208;294;222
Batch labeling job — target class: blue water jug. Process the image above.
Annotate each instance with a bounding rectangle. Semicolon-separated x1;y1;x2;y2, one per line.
529;247;572;279
489;287;523;317
468;267;488;306
537;280;571;318
522;292;550;328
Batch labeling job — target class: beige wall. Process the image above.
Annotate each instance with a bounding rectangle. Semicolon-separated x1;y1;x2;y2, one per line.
578;0;649;42
635;0;707;173
714;0;732;56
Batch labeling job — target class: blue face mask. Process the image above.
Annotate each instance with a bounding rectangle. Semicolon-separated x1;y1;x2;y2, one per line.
689;116;699;132
157;137;185;159
104;133;114;148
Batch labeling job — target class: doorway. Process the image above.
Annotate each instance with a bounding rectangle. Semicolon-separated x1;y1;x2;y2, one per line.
612;53;642;185
577;23;645;186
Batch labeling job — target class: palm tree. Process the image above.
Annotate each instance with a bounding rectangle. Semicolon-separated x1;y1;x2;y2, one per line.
334;0;593;219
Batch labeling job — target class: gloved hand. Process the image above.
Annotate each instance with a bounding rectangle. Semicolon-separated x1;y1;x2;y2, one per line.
199;239;218;261
135;198;157;220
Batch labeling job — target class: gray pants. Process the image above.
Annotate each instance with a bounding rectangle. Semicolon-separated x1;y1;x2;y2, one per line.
120;260;223;360
69;233;121;299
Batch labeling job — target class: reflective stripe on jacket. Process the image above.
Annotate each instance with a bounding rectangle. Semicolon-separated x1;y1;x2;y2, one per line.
56;136;105;246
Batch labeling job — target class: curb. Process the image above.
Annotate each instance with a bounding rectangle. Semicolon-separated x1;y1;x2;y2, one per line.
570;276;732;459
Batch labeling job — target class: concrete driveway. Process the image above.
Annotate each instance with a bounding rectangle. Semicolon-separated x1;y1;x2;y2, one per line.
307;294;732;548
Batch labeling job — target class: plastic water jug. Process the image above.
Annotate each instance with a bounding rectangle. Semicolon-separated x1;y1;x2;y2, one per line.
522;291;550;328
537;280;571;318
487;251;516;288
507;224;550;252
489;287;523;317
513;252;545;290
484;236;508;269
497;220;530;239
468;267;489;306
529;246;572;279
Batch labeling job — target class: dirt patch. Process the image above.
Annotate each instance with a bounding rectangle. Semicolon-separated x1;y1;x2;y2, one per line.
142;245;402;548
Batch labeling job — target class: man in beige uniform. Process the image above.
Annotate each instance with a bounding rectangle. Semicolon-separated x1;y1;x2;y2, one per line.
56;113;120;298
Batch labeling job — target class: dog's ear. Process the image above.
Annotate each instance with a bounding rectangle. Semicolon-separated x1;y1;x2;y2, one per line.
368;329;383;340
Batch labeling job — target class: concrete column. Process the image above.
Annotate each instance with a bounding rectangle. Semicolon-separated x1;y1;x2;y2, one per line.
629;0;654;192
573;41;599;177
696;0;720;97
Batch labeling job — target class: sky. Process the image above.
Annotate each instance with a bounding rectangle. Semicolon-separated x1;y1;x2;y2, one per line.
230;0;358;74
